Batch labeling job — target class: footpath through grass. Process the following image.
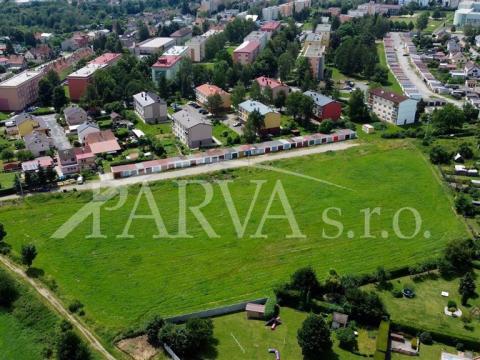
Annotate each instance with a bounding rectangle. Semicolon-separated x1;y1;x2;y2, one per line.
0;140;468;342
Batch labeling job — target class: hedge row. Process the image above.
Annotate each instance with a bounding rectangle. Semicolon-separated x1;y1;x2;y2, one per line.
391;321;480;351
0;187;16;196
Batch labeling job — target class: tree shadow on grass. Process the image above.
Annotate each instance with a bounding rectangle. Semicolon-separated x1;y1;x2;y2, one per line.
26;267;44;278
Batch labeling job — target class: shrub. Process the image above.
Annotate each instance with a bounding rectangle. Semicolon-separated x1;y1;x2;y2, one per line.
68;300;84;313
336;326;357;351
411;337;418;350
419;332;433;345
456;342;465;351
448;300;457;309
391;289;403;298
264;296;279;320
0;271;17;307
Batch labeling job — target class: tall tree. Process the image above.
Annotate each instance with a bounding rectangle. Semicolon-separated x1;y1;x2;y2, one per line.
21;244;37;268
459;272;476;305
297;314;332;359
348;89;370;123
231;82;246;108
431;103;465;134
206;94;223;115
53;86;68;112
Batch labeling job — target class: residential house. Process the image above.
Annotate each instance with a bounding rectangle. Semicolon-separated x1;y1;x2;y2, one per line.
84;130;121;155
133;91;168;124
195;84;231;108
6;55;26;70
61;33;89;51
255;76;290;100
238;100;281;135
447;38;461;54
244;31;268;51
134;37;175;55
74;146;96;171
21;156;54;173
368;88;418;125
465;61;480;78
24;44;53;64
64;105;88;126
260;21;281;39
170;27;193;45
262;6;279;21
78;122;100;143
304;91;342;121
151;55;182;84
67;53;121;101
172;106;213;148
450;51;468;67
57;148;80;175
233;41;261;65
24;131;53;157
11;113;47;137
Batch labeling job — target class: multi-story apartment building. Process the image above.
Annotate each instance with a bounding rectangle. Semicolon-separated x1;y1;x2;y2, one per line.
262;6;279;21
233;41;261;65
195;84;231;108
0;70;43;111
172;106;213;148
368;88;417;125
151;55;182;84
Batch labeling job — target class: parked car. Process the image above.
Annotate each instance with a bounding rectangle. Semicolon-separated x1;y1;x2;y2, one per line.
233;122;242;127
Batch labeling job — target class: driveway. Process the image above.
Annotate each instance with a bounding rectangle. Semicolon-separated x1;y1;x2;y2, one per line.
390;32;463;107
39;114;72;151
223;113;244;135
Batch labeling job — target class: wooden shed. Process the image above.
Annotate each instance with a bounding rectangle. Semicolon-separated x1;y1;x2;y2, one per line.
246;303;266;319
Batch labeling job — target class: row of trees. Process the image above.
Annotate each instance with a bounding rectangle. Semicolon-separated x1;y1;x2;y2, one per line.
38;70;68;112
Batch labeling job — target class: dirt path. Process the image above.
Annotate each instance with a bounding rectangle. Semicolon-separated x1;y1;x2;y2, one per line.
0;255;117;360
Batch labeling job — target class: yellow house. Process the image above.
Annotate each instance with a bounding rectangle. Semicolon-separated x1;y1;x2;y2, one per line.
238;100;281;135
15;114;45;137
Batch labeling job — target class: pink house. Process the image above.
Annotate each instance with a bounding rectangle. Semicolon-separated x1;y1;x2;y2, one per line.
260;21;281;36
255;76;290;100
233;41;260;65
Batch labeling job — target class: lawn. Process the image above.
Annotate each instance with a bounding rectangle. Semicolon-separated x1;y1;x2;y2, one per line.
377;42;403;94
369;270;480;343
0;140;469;342
392;343;465;360
213;122;239;145
212;307;377;360
0;171;15;188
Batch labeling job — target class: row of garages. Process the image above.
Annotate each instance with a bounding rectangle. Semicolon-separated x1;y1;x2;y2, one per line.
401;33;450;95
111;129;357;179
384;33;423;100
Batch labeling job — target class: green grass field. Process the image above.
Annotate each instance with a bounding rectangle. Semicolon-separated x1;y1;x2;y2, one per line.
0;171;15;188
0;141;469;342
370;270;480;343
213;122;238;145
377;43;403;94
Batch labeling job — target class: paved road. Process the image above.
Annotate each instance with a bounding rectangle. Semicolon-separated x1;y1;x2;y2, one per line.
390;32;463;107
40;114;72;151
0;255;116;360
0;141;358;203
64;141;359;191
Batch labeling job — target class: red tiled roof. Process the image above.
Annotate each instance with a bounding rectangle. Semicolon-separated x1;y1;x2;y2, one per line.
152;55;182;68
84;130;121;154
256;76;287;90
89;53;122;65
260;21;281;32
369;88;408;104
196;84;229;97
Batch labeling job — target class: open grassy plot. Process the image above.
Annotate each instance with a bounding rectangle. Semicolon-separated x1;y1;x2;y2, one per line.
377;43;403;94
213;122;238;145
392;343;466;360
0;141;468;341
370;271;480;343
0;171;15;188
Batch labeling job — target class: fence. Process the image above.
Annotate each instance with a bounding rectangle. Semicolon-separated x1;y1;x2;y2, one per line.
166;297;268;324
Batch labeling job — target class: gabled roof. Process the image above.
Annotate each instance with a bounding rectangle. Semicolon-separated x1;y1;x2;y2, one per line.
369;88;408;104
64;105;87;118
78;122;100;135
84;130;121;154
170;27;192;38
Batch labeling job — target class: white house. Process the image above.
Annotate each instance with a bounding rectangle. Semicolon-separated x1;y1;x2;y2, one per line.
133;91;167;124
465;61;480;78
368;88;418;125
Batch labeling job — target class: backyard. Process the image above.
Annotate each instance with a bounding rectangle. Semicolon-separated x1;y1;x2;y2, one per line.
212;307;377;360
370;270;480;343
0;140;469;343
